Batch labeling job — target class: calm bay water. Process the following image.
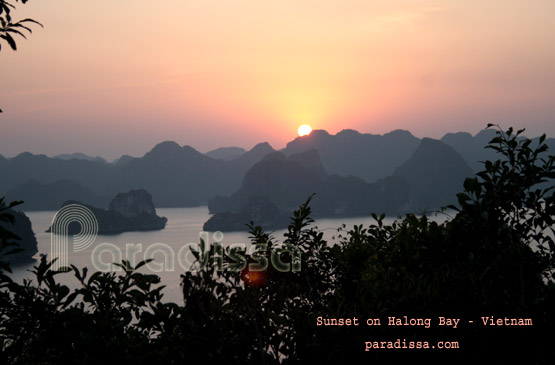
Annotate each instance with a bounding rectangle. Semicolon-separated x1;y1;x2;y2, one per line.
8;207;450;304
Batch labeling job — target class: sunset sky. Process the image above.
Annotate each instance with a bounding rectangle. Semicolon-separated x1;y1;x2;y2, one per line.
2;0;554;160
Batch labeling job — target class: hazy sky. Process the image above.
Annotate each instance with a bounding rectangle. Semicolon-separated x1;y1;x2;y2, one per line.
2;0;554;160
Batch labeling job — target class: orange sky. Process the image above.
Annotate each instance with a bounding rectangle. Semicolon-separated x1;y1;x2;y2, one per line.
1;0;554;160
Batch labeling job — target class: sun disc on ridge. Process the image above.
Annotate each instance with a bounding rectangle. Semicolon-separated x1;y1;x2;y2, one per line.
298;124;312;136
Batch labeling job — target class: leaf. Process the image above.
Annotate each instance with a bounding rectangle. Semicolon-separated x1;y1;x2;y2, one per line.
63;291;79;308
134;258;153;270
12;22;32;33
19;18;43;27
6;27;26;38
1;33;17;50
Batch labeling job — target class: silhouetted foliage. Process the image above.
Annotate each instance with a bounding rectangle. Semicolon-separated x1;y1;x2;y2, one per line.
0;0;41;112
0;126;553;363
0;0;41;52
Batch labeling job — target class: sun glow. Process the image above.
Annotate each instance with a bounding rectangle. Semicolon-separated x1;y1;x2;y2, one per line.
297;124;312;136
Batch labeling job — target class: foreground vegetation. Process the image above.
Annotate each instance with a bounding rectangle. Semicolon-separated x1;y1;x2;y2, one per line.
1;126;554;364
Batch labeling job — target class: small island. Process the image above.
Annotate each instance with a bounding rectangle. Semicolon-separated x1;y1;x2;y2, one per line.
203;195;289;231
0;209;38;264
47;189;167;234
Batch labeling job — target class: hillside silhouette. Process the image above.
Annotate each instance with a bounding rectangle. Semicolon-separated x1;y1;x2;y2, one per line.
205;147;246;161
206;149;412;230
53;153;108;164
2;128;552;214
1;142;275;210
5;179;108;211
393;138;474;210
283;129;420;183
441;129;555;171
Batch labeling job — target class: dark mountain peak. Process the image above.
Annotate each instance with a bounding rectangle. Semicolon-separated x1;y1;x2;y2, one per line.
401;137;468;167
283;128;421;182
12;152;48;162
54;153;107;164
206;147;246;161
14;151;34;159
442;131;473;140
441;132;474;149
249;142;274;154
285;129;331;150
440;129;499;171
142;142;206;162
181;145;205;157
145;141;182;159
474;128;497;139
336;129;360;137
412;138;468;161
231;142;275;165
394;138;473;210
384;129;417;140
309;129;331;137
232;149;326;213
113;155;135;166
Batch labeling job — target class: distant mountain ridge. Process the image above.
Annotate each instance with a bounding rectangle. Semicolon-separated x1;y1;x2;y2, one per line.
205;149;412;230
5;179;109;211
282;129;421;183
1;141;275;210
53;153;108;164
0;152;115;204
205;147;246;161
440;129;499;171
393;138;474;210
205;136;477;230
2;127;552;213
441;129;555;172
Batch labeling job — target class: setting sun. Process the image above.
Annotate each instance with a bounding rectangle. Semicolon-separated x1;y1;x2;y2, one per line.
298;124;312;136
